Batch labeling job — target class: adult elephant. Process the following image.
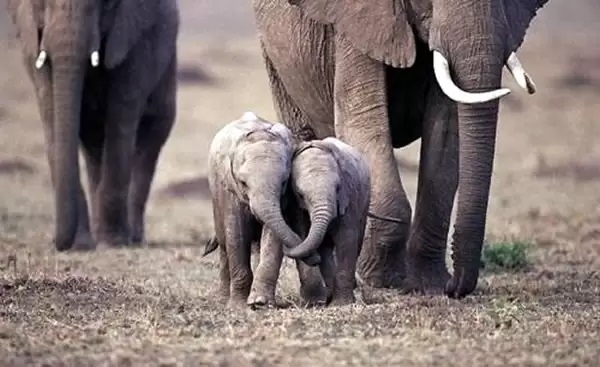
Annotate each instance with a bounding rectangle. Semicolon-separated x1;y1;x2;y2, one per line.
6;0;179;251
252;0;548;298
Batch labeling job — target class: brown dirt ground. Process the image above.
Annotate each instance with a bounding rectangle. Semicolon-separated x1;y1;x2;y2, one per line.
1;1;600;366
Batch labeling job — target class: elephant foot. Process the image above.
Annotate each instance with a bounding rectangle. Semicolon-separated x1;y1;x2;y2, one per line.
404;259;450;295
227;297;250;310
445;265;479;299
300;285;328;307
299;275;328;307
329;293;355;307
96;230;131;248
356;242;407;289
247;285;276;309
72;230;97;252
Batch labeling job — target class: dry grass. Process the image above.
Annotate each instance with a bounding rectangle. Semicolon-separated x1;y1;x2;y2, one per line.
1;1;600;366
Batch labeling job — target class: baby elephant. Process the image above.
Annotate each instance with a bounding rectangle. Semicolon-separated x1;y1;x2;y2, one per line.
251;137;371;307
204;112;319;308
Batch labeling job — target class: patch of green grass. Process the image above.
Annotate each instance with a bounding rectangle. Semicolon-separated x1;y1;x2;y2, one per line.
482;241;530;271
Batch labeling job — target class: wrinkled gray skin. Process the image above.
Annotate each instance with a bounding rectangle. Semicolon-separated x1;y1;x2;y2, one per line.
6;0;179;251
248;137;371;307
204;112;319;308
252;0;550;298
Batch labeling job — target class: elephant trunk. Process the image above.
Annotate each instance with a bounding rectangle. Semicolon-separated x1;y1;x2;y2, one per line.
447;35;504;295
49;26;87;251
283;204;333;259
252;196;302;249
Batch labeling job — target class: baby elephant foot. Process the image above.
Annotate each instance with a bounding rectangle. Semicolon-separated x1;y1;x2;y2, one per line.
300;281;328;307
247;286;276;309
227;297;250;310
247;293;276;309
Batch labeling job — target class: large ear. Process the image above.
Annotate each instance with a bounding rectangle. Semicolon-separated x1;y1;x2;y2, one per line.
8;0;44;57
289;0;416;68
502;0;550;52
103;0;162;69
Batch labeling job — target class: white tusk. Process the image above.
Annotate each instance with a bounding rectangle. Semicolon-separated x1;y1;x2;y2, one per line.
91;51;99;67
35;50;47;69
433;50;511;104
505;52;536;94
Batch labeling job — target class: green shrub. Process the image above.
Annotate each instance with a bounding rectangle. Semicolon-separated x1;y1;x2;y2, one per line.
482;241;530;271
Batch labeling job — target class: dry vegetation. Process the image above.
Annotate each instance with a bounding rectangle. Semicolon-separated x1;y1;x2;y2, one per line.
1;1;599;366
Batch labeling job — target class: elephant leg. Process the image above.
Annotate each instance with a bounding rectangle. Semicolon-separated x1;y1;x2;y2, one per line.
95;94;145;247
296;258;328;307
405;85;458;294
128;66;176;245
290;210;327;306
248;227;283;308
260;42;321;141
223;200;254;308
329;220;361;306
218;238;230;300
318;243;335;304
334;34;412;289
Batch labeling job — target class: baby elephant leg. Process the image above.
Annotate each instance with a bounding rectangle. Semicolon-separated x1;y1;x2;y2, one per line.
248;227;283;308
296;260;328;307
319;244;336;304
223;205;255;308
330;221;361;306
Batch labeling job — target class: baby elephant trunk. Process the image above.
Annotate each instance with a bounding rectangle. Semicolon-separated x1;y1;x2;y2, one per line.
283;204;333;261
252;199;321;265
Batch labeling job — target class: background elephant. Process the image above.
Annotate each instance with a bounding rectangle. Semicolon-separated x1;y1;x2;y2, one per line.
204;112;319;308
252;0;549;298
249;137;371;307
6;0;179;251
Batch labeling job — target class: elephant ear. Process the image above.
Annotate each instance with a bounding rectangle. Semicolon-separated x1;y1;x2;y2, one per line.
103;0;162;69
8;0;44;57
502;0;550;52
289;0;416;68
318;141;351;217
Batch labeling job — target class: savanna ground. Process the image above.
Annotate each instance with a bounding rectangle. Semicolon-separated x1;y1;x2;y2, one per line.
1;1;600;366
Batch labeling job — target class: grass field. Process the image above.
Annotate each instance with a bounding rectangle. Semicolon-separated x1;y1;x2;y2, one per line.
1;1;599;366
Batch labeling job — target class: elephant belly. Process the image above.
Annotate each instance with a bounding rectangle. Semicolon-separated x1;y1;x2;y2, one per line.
254;0;335;139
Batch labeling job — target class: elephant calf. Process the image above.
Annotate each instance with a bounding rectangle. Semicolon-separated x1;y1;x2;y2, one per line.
204;112;319;308
249;137;371;307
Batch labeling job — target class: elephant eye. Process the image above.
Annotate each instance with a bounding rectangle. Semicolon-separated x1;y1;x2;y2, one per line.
239;179;248;189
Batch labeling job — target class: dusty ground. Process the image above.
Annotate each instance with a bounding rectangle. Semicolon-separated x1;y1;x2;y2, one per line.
1;1;600;366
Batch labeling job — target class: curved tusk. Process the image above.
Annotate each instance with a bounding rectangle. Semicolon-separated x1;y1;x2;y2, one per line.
505;52;536;94
91;51;99;67
433;50;511;104
35;50;47;69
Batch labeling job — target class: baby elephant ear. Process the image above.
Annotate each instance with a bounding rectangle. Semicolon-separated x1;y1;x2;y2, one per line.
289;0;416;68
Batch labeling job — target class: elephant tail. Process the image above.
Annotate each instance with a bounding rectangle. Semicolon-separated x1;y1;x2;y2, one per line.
203;235;220;256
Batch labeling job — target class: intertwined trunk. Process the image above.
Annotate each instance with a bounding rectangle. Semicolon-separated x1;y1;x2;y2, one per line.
284;204;333;259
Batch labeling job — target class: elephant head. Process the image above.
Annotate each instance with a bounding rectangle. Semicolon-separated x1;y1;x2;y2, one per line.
226;118;320;265
288;0;549;296
282;140;351;259
6;0;167;250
